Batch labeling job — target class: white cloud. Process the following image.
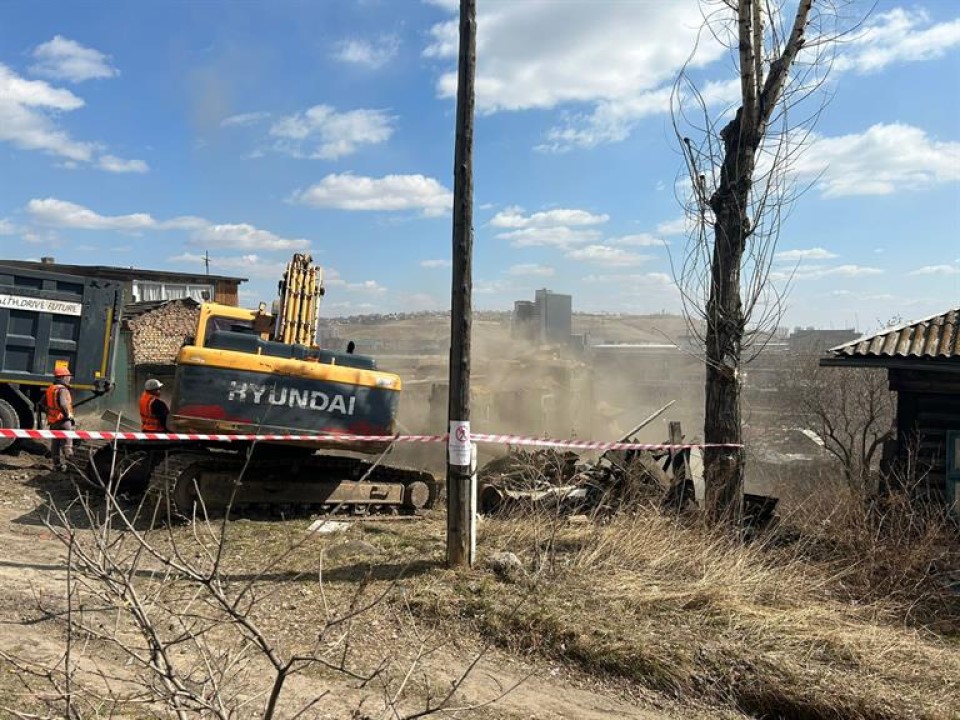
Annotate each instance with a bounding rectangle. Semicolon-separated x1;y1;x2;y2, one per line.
583;271;675;286
473;278;512;296
609;233;667;247
21;229;60;246
542;3;957;153
0;64;84;110
25;197;307;250
424;3;734;151
491;205;609;246
656;216;693;236
333;35;400;69
426;4;960;153
771;264;884;282
158;216;209;231
838;9;960;74
315;267;390;300
425;3;720;113
489;206;608;229
506;263;555;277
220;111;271;127
538;86;673;151
645;272;675;285
795;124;960;197
294;174;452;216
565;244;649;267
909;264;960;276
775;247;839;261
0;63;146;170
0;64;93;161
190;223;309;251
495;226;602;248
814;265;882;278
0;219;17;235
168;252;283;279
343;279;388;295
269;105;394;160
97;154;149;173
27;198;155;231
29;36;118;83
420;258;452;268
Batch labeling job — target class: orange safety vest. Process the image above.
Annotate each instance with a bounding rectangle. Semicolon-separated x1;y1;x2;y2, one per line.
139;392;164;432
45;384;71;426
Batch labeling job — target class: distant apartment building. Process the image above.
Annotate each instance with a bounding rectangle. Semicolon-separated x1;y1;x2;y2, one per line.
788;327;860;355
512;288;573;345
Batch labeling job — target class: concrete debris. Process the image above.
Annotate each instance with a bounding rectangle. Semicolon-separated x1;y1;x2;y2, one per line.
307;519;352;535
487;551;526;582
325;539;382;560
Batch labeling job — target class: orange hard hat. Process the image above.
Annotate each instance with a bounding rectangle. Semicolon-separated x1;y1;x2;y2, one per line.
53;366;72;377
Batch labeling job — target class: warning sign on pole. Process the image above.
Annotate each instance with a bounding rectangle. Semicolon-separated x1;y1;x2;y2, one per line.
448;420;471;466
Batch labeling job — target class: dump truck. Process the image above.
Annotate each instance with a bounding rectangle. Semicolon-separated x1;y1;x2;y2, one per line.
87;254;438;516
0;263;123;451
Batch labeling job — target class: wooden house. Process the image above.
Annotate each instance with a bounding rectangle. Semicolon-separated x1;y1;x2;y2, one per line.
821;309;960;510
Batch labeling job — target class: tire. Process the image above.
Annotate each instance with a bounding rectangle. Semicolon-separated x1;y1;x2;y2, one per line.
0;398;19;453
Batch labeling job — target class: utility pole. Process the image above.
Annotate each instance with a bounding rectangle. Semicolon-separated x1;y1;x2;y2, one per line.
446;0;477;568
204;250;210;276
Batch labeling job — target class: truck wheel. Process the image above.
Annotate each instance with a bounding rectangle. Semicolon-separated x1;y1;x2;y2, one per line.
0;399;19;453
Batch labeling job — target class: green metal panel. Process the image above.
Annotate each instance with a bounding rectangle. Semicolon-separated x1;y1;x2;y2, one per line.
113;332;132;406
0;263;122;391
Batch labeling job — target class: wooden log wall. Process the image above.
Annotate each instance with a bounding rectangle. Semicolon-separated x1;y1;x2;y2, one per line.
128;300;201;366
890;367;960;500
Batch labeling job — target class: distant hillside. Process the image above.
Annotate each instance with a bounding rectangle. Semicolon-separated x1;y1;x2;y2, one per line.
321;311;693;347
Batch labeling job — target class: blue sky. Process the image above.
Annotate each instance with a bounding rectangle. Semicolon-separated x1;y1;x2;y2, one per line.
0;0;957;331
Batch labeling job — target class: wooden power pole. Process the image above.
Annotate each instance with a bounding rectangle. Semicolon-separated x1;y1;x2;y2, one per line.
446;0;477;568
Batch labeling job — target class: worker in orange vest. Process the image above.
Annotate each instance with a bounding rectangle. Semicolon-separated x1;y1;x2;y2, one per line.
140;378;170;432
45;366;75;472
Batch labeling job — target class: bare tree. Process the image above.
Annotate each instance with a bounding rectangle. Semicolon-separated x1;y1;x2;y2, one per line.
671;0;860;523
0;448;516;719
790;358;894;496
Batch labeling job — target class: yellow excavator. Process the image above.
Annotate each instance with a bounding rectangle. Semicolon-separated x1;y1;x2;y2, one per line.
89;254;437;516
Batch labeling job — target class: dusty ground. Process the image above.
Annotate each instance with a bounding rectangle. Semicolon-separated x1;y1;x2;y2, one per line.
3;444;953;720
0;450;735;720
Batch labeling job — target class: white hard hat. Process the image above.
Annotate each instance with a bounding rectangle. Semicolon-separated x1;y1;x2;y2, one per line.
145;378;163;391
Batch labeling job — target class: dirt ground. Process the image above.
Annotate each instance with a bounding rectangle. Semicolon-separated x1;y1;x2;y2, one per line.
0;449;732;720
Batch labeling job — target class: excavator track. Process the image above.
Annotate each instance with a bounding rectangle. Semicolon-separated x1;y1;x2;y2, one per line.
168;452;438;518
84;440;439;519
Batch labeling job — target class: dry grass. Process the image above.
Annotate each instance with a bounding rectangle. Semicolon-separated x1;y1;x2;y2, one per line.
161;485;959;719
407;503;960;720
15;463;957;720
774;485;960;626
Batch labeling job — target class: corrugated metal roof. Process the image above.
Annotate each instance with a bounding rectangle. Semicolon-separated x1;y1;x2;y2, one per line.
0;259;246;284
828;308;960;359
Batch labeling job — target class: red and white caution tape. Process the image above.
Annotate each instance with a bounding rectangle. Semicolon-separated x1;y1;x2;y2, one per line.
0;427;742;451
474;433;742;450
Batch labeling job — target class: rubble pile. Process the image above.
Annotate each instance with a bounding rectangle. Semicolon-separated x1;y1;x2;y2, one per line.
125;299;201;365
478;444;683;517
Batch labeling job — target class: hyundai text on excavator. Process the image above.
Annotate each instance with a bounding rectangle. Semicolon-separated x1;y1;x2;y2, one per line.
88;254;438;516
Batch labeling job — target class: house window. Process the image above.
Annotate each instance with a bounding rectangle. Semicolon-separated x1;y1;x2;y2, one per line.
132;280;213;303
